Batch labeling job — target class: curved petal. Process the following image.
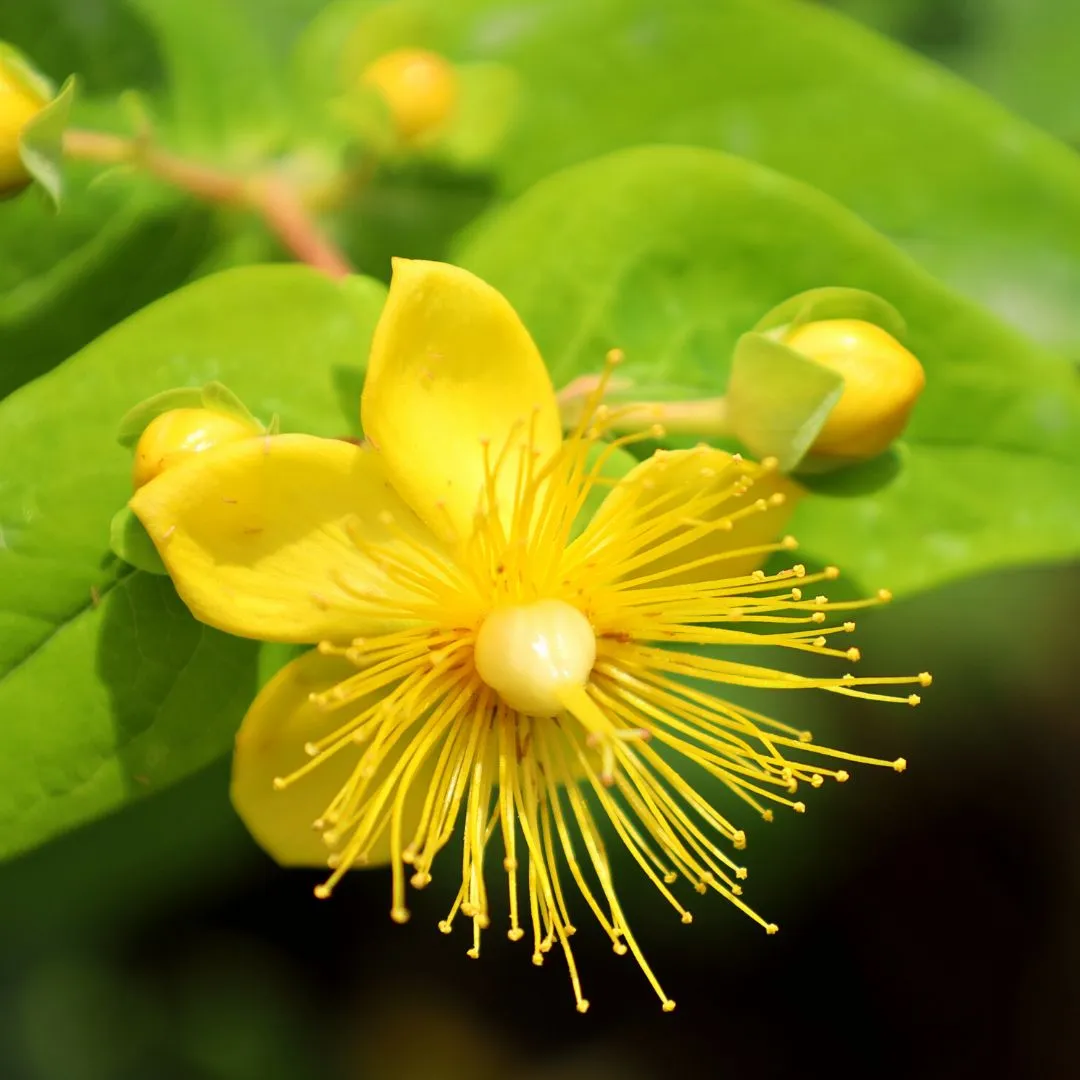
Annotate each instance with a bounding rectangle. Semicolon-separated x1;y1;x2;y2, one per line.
131;433;446;644
573;447;803;585
231;649;430;869
361;259;562;542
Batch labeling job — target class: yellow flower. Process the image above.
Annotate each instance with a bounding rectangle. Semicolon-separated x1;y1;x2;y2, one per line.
130;260;929;1012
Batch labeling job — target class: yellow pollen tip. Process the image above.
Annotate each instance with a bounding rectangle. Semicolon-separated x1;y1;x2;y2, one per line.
878;588;893;602
782;535;798;549
919;672;933;686
662;1001;677;1013
391;907;411;924
681;912;693;925
577;1001;591;1014
313;884;332;900
893;758;908;772
508;928;525;942
793;802;806;814
765;924;779;935
474;599;597;716
907;694;921;706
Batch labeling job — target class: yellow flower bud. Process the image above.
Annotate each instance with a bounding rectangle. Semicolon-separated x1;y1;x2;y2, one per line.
784;319;925;460
0;58;47;196
361;48;457;143
133;408;261;490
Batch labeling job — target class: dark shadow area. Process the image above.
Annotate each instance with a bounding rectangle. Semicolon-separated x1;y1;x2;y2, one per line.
0;562;1073;1078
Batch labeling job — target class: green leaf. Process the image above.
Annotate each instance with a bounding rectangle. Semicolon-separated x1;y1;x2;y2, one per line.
124;0;291;156
19;75;75;207
726;333;845;473
0;94;230;401
455;145;1080;596
0;265;387;861
397;0;1080;355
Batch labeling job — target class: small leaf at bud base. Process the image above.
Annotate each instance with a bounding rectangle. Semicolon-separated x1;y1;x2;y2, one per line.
785;319;925;460
133;407;262;490
361;48;458;143
0;45;50;197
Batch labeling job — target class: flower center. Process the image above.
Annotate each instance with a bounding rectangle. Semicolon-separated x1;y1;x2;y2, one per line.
473;599;597;717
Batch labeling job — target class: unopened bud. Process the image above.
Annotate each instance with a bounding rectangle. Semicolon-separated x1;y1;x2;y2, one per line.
133;407;261;489
0;51;49;197
785;319;925;460
361;48;457;143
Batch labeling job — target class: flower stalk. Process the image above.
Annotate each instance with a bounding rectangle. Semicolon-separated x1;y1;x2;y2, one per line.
62;128;353;278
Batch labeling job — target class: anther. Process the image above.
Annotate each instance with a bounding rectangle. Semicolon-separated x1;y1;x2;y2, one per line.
313;884;332;900
662;1000;677;1013
391;906;411;924
507;928;525;942
893;758;908;772
793;802;806;814
438;921;453;934
765;923;779;935
824;566;840;579
919;672;933;686
878;588;893;602
907;694;921;706
846;647;861;661
577;1000;591;1014
836;770;850;782
782;535;798;550
680;912;693;925
410;872;431;888
843;621;856;632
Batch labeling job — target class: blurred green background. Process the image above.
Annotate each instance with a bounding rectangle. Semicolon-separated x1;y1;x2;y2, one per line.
1;1;1079;1078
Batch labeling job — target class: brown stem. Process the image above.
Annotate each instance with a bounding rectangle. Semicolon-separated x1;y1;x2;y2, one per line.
62;129;354;279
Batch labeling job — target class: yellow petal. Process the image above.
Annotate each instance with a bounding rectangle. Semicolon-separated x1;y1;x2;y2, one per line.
361;259;562;542
130;433;445;643
231;649;430;869
577;447;803;585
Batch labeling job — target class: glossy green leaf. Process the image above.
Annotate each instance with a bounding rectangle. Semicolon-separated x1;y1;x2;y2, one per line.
372;0;1080;355
0;265;387;861
456;145;1080;595
123;0;290;157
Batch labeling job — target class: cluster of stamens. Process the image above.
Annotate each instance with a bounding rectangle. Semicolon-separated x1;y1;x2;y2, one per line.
271;349;930;1013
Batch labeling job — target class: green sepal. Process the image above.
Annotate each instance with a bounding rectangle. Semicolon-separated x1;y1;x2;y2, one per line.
109;507;167;575
754;286;906;341
19;75;76;208
726;332;844;472
116;381;262;447
198;381;262;428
